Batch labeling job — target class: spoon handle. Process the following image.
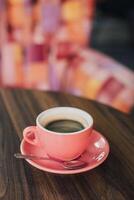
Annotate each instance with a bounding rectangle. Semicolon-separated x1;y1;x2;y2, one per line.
14;153;52;161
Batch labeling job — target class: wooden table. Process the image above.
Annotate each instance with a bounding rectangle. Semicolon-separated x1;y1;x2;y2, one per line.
0;88;134;200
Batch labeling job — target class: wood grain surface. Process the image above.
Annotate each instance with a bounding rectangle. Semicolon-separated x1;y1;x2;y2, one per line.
0;88;134;200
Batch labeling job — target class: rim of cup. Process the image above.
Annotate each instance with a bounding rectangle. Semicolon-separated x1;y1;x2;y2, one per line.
36;107;93;136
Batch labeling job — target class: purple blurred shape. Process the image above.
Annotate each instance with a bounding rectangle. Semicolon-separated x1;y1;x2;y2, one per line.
0;0;5;11
41;2;61;33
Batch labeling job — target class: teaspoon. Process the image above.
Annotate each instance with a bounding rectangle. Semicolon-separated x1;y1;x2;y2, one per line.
14;153;87;170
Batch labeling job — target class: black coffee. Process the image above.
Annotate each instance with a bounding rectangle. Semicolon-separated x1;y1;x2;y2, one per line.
45;119;84;133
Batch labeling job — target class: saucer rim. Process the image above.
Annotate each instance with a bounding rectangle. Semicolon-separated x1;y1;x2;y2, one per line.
20;129;110;174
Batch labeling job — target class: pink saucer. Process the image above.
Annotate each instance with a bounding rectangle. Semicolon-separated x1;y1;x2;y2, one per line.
20;130;110;174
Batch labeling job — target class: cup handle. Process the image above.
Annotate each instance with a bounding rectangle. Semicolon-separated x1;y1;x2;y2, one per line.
23;126;38;146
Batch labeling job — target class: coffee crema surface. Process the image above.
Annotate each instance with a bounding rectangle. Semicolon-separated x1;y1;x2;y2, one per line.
44;119;85;133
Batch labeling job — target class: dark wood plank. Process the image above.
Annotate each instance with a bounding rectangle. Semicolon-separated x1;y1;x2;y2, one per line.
0;88;134;200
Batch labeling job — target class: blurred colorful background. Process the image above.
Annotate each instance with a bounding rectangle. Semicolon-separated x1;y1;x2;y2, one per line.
0;0;134;113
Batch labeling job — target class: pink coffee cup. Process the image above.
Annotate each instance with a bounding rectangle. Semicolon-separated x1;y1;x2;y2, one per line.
23;107;93;161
